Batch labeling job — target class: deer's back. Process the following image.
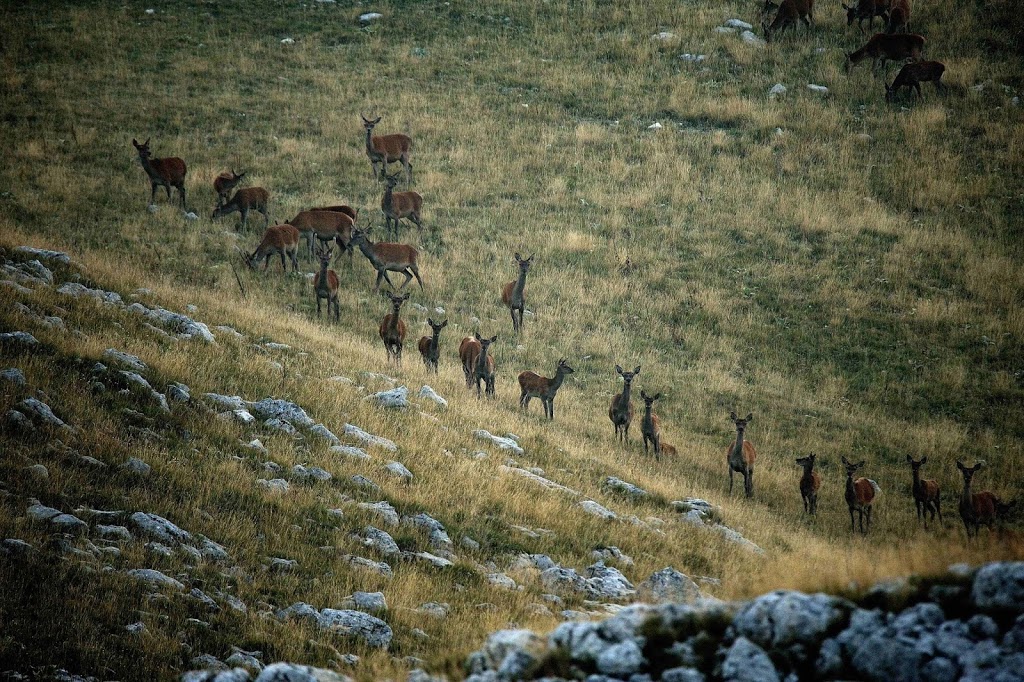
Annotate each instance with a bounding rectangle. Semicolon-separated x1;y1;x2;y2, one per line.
459;337;481;368
852;477;876;506
418;336;432;356
372;133;412;156
152;157;187;182
802;471;822;494
969;491;998;521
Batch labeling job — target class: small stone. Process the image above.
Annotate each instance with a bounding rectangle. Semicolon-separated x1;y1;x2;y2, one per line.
330;444;370;460
580;500;617;520
25;464;48;480
726;18;754;29
769;83;787;97
122;457;152;477
807;83;829;94
257;478;289;493
359;12;383;23
418;385;447;407
365;386;410;409
385;461;413;482
1;367;26;386
741;30;766;45
127;568;185;590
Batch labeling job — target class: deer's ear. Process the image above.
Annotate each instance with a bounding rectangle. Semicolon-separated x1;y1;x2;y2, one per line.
514;253;522;262
615;365;624;375
654;393;662;401
427;318;435;326
132;138;139;146
842;456;850;466
730;411;738;420
440;320;448;328
640;390;648;400
490;335;498;343
906;455;913;463
956;460;965;471
920;456;927;465
745;413;753;421
633;366;641;375
857;460;866;468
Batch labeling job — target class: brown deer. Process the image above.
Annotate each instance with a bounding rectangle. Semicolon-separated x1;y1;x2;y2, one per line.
417;318;448;373
212;187;270;231
727;412;758;498
313;245;340;321
379;292;410;365
885;0;910;33
842;0;890;34
214;170;245;208
956;460;1009;538
795;454;821;515
244;224;300;272
886;61;945;101
907;455;941;528
287;210;355;262
846;33;925;74
381;172;423;238
459;336;481;388
501;253;534;335
132;138;187;208
518;358;574;420
843;456;881;533
362;114;413;184
762;0;814;42
608;365;641;443
639;391;667;460
460;333;497;398
349;228;424;292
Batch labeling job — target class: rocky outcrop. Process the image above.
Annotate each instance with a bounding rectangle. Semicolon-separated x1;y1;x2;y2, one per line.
463;561;1024;682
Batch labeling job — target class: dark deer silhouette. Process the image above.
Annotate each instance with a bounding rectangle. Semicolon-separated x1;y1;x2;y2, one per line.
727;411;758;498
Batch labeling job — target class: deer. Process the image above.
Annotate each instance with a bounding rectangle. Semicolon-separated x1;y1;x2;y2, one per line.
132;138;187;209
379;292;410;366
211;187;270;231
214;170;245;208
846;33;925;75
762;0;814;43
639;391;667;460
381;172;424;238
362;114;413;184
313;245;340;321
726;412;758;498
608;365;641;444
885;0;910;33
842;0;890;34
842;456;881;533
956;460;1009;538
459;335;481;388
518;358;574;420
417;318;448;373
886;61;945;101
907;455;942;529
502;253;534;335
243;223;300;272
287;210;355;262
795;453;821;515
459;333;497;398
349;227;424;292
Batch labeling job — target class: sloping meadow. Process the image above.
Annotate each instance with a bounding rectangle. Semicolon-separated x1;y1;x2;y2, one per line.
1;0;1023;679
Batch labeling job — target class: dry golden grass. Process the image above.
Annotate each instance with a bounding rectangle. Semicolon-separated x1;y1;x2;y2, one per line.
1;0;1023;679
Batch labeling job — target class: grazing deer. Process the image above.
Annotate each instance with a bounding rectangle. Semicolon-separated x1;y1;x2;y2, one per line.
502;253;534;334
886;61;945;101
907;455;942;528
379;292;410;365
518;358;574;420
313;245;340;321
727;412;758;498
362;114;413;184
885;0;910;33
381;172;423;238
956;460;1006;538
132;138;187;208
842;456;881;533
214;170;245;208
212;187;270;231
349;228;424;292
244;223;300;272
639;391;667;460
762;0;814;42
608;365;641;443
287;210;355;262
417;318;448;373
842;0;890;34
795;454;821;515
846;33;925;74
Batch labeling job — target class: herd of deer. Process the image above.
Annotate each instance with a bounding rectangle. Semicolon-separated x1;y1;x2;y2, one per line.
761;0;946;102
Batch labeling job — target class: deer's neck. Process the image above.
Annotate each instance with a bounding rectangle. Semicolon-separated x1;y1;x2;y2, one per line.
356;239;381;266
961;478;974;506
619;382;633;412
429;330;441;354
476;346;490;374
730;430;745;462
139;154;159;179
512;269;528;302
316;262;330;291
846;474;856;502
365;128;378;157
382;185;395;213
386;307;402;333
549;369;567;395
911;468;923;494
642;404;654;429
801;464;814;484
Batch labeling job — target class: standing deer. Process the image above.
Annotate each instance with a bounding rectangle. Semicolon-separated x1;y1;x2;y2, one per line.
362;114;413;184
727;412;758;498
459;335;481;388
885;0;910;33
762;0;814;42
417;318;448;373
956;460;1004;538
608;365;641;443
518;358;574;420
639;391;666;460
842;0;890;34
379;292;410;366
212;187;271;231
843;456;881;533
287;210;355;262
381;172;424;238
349;228;424;292
907;455;942;528
796;453;821;515
472;334;497;398
243;224;300;272
313;245;340;321
132;138;187;208
502;253;534;334
214;170;245;208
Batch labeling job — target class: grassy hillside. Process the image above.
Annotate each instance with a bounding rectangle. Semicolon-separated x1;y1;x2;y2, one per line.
1;0;1023;679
